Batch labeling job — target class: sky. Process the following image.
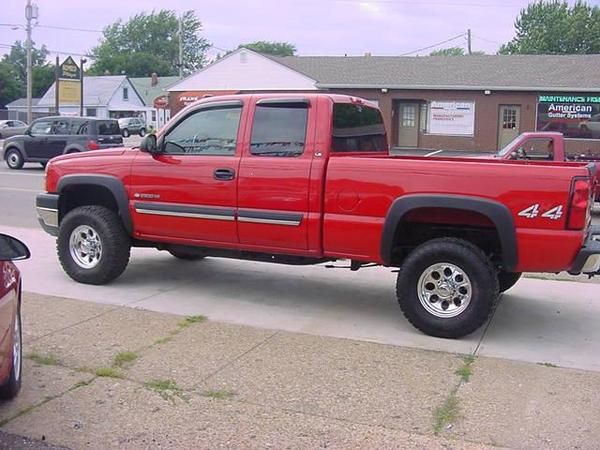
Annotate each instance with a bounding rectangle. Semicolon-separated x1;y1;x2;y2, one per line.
1;0;599;65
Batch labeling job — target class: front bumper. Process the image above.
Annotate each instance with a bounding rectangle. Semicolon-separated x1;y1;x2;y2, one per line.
569;225;600;275
36;193;59;236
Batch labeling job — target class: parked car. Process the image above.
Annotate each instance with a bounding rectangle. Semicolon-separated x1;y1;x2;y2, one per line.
2;116;123;170
0;234;29;399
0;120;28;139
36;93;600;339
118;117;146;137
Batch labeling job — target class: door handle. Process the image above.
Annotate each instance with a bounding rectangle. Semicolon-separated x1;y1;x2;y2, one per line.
213;168;236;181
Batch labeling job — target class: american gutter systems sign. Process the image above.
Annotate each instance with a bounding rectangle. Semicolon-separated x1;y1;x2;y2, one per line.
538;94;599;121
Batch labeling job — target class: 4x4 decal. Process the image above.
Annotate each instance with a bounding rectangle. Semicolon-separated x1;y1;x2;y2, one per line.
518;204;564;220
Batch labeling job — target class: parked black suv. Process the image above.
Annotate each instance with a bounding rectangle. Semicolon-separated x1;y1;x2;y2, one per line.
2;116;123;170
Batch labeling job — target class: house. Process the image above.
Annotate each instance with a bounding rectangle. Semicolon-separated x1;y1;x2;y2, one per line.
37;75;152;122
167;48;600;153
4;98;44;122
129;74;179;130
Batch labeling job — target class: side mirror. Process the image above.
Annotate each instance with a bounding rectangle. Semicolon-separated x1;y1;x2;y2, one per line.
140;134;158;154
0;234;30;261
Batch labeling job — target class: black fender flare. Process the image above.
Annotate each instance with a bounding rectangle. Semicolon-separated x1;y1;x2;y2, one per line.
380;194;517;270
57;174;132;233
3;143;27;159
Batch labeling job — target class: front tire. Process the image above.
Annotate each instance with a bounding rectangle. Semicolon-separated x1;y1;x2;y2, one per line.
0;305;22;399
5;148;24;170
57;206;131;285
498;271;522;293
122;128;130;137
396;238;499;339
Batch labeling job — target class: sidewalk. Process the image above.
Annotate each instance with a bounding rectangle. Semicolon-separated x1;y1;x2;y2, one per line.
0;293;599;449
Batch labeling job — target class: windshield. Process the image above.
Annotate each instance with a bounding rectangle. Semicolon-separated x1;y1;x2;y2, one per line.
496;135;522;157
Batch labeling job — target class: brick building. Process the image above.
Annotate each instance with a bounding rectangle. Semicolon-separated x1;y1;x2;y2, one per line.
167;49;600;154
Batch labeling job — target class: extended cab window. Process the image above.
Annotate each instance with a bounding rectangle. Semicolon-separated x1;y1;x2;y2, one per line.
250;102;308;157
332;103;388;153
97;120;120;136
163;106;241;156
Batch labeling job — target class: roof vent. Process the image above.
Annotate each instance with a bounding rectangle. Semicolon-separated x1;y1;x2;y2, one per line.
364;52;372;57
151;73;158;86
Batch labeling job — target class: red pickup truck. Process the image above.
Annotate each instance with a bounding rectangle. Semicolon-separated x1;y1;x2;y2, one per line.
494;131;600;201
36;94;600;338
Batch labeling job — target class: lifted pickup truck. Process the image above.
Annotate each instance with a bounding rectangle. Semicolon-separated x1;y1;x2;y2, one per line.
36;94;600;338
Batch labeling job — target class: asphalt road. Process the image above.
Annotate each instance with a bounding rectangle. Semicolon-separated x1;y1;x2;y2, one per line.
0;136;142;228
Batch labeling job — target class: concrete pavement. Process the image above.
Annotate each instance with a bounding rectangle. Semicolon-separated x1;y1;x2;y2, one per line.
3;224;600;373
1;292;599;449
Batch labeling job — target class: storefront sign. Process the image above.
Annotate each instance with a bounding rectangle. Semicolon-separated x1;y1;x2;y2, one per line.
537;93;600;139
428;101;475;136
58;79;81;104
153;95;169;109
59;56;81;81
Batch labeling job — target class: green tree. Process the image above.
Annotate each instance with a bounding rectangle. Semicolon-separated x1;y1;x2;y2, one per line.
237;41;297;57
32;65;56;98
500;1;600;54
1;40;49;86
430;47;465;56
0;62;22;107
429;47;486;56
89;10;210;77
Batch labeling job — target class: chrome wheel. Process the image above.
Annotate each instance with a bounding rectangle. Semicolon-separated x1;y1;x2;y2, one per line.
418;262;472;318
69;225;103;269
12;314;21;381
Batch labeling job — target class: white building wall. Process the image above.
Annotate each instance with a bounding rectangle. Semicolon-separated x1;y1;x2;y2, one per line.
168;49;318;92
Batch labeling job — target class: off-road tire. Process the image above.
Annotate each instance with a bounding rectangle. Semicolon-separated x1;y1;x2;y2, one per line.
168;249;205;261
122;128;130;137
498;271;522;293
0;304;22;399
396;237;499;339
57;206;131;285
139;128;146;137
5;148;24;170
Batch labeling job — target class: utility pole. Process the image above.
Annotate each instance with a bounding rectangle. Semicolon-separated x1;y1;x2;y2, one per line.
178;15;183;78
25;0;38;123
80;57;87;116
467;29;472;55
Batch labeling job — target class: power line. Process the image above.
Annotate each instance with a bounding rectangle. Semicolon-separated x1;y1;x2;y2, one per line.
471;33;503;46
36;24;103;33
400;33;466;56
0;43;94;58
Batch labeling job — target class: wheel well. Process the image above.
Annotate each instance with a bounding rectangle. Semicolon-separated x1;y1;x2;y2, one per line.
389;207;503;268
4;146;21;158
59;184;118;222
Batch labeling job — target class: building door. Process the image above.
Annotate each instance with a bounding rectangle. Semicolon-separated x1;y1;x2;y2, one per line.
397;102;419;147
498;105;521;149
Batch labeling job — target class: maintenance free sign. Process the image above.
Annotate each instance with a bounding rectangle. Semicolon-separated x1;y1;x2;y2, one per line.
428;101;475;136
537;94;600;139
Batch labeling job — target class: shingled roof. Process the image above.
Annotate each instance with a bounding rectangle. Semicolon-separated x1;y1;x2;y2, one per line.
272;54;600;92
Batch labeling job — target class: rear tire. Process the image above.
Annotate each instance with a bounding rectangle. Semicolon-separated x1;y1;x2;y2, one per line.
396;238;499;339
139;128;146;137
5;148;24;170
498;271;522;293
122;128;130;137
0;304;22;399
57;206;131;285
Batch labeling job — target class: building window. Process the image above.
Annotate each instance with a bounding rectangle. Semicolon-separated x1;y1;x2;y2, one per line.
86;108;97;117
250;103;307;157
537;94;600;139
427;101;475;136
123;87;129;100
502;107;518;129
151;110;157;122
401;105;416;127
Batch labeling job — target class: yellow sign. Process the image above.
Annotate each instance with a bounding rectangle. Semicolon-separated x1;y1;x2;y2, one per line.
58;80;81;104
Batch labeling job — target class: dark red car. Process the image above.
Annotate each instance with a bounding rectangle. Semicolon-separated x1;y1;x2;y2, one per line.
0;234;29;399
